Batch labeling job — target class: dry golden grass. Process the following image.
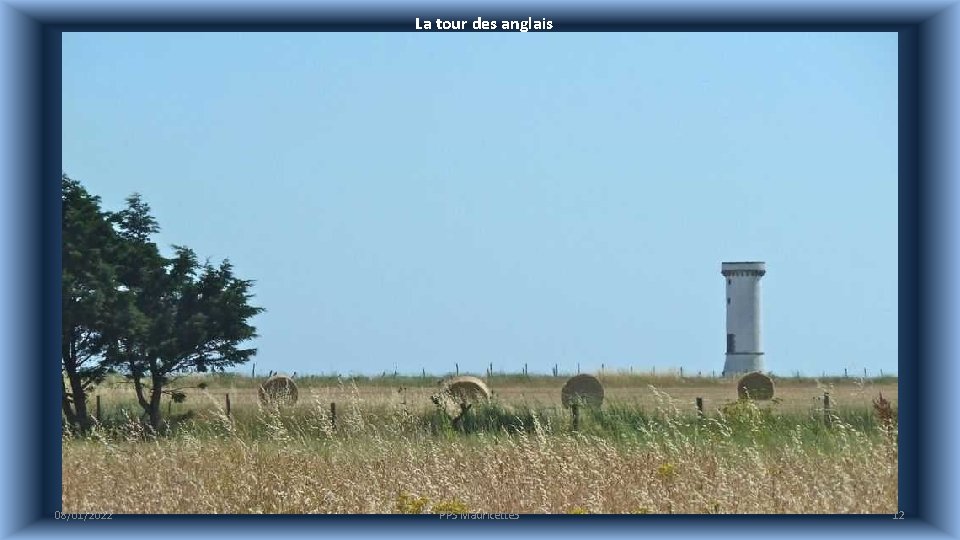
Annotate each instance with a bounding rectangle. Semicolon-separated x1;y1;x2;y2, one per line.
64;376;898;514
62;425;897;514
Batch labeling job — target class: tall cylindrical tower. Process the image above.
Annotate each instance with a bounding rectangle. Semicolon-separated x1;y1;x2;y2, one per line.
721;261;766;376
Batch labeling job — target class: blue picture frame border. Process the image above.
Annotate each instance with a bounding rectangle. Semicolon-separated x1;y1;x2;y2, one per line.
0;2;953;537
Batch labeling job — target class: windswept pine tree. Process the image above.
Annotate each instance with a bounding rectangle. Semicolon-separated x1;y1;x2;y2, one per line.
61;175;264;432
105;192;264;431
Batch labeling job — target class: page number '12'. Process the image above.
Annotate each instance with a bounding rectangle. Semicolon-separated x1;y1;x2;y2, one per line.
893;511;904;520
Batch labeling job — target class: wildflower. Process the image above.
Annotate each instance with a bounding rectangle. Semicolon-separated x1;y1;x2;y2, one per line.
395;491;429;514
431;499;468;514
657;462;677;480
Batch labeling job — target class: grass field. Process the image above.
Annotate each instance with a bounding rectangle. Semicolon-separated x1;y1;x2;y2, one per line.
61;373;898;514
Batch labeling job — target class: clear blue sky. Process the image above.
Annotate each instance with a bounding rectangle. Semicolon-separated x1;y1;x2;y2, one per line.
61;32;898;377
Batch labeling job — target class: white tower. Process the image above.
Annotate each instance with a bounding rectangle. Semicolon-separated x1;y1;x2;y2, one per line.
722;261;766;376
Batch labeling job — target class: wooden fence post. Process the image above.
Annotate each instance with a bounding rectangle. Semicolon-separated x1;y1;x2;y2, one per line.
823;392;832;426
330;402;337;430
696;397;704;418
226;393;231;418
571;403;580;432
96;395;102;422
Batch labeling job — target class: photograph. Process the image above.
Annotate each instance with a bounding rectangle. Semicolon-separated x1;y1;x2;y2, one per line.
60;30;898;515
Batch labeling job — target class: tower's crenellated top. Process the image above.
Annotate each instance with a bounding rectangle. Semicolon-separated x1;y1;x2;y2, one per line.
721;261;766;277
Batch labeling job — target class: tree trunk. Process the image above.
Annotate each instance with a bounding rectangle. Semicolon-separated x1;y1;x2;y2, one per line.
130;362;158;433
67;371;91;433
131;364;149;411
61;321;77;429
61;377;77;428
148;374;164;433
63;332;92;433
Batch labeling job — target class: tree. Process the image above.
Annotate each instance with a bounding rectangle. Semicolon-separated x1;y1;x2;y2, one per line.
106;195;263;431
61;174;124;432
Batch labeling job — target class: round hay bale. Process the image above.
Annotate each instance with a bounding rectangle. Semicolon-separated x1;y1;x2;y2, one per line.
737;372;775;400
561;374;604;408
440;376;491;404
258;374;299;406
